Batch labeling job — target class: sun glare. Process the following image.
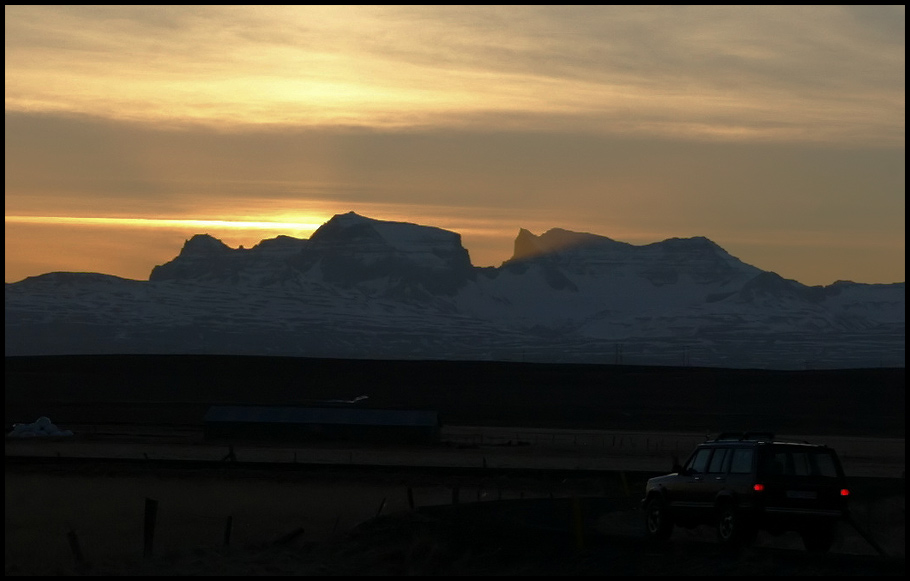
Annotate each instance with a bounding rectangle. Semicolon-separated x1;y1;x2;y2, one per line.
4;216;324;233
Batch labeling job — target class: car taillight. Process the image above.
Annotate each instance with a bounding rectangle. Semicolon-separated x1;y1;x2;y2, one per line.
753;483;765;492
840;488;850;496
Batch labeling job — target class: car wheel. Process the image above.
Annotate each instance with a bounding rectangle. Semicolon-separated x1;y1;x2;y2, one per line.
644;496;673;541
801;526;836;553
716;503;755;548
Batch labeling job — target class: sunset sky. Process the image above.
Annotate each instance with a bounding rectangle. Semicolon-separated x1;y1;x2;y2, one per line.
5;5;905;286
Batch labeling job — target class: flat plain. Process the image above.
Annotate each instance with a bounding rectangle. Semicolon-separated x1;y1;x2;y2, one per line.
5;355;905;575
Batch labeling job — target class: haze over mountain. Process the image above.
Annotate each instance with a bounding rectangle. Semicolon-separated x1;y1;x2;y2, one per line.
5;212;904;369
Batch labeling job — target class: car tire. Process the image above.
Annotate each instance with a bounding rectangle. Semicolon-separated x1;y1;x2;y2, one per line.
644;496;673;541
716;503;755;549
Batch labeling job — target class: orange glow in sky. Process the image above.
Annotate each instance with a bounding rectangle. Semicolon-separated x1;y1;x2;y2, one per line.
5;215;324;233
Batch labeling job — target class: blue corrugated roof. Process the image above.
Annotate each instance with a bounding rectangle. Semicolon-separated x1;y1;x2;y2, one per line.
204;406;438;427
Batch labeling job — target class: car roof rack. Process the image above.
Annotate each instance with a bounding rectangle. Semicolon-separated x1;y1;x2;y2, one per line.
712;431;776;442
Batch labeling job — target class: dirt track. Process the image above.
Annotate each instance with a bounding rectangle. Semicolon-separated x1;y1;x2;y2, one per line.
6;423;905;477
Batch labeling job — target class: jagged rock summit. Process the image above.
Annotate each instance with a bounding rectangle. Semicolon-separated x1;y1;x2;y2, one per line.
150;212;475;295
297;212;475;295
5;212;905;369
510;227;626;262
308;212;466;266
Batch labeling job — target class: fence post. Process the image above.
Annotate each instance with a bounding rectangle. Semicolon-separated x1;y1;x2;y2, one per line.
143;498;158;558
572;495;586;554
223;516;233;548
67;529;85;566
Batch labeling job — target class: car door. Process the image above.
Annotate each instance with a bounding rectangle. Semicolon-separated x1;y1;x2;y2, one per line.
724;446;756;506
704;446;732;504
669;446;715;522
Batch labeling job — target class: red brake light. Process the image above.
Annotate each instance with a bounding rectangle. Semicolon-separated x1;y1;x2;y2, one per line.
840;489;850;496
753;483;765;492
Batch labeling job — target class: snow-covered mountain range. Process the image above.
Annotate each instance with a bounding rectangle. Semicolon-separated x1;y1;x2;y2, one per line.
5;212;905;369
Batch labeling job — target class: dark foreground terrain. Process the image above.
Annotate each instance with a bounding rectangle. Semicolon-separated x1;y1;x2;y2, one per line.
5;355;905;575
64;512;907;576
5;458;905;576
5;355;905;436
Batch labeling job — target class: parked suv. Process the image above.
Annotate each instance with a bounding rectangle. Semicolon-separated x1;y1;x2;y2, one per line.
642;432;850;552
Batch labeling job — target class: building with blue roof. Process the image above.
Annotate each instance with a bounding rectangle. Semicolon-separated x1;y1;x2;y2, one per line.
203;405;440;444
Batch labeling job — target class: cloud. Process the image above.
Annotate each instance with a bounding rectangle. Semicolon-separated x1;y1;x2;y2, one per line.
5;109;904;281
5;6;904;144
3;5;904;287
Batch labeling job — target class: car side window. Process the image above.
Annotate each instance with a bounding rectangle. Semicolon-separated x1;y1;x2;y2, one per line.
729;449;754;474
686;448;712;474
767;450;840;477
707;448;729;473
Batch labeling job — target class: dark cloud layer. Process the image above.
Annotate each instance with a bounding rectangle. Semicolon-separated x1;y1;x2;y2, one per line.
6;110;905;284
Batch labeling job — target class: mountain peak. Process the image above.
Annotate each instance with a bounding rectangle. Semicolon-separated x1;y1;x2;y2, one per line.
150;234;234;281
179;234;231;256
512;228;544;261
510;227;624;262
297;212;475;295
249;235;306;255
658;235;721;250
311;212;462;253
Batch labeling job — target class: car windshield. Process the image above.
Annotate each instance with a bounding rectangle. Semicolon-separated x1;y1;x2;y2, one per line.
685;448;713;474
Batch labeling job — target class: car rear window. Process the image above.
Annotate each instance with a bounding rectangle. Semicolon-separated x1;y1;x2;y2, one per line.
766;449;840;477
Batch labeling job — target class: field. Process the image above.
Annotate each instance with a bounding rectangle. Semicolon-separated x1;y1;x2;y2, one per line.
6;432;905;576
5;355;906;575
